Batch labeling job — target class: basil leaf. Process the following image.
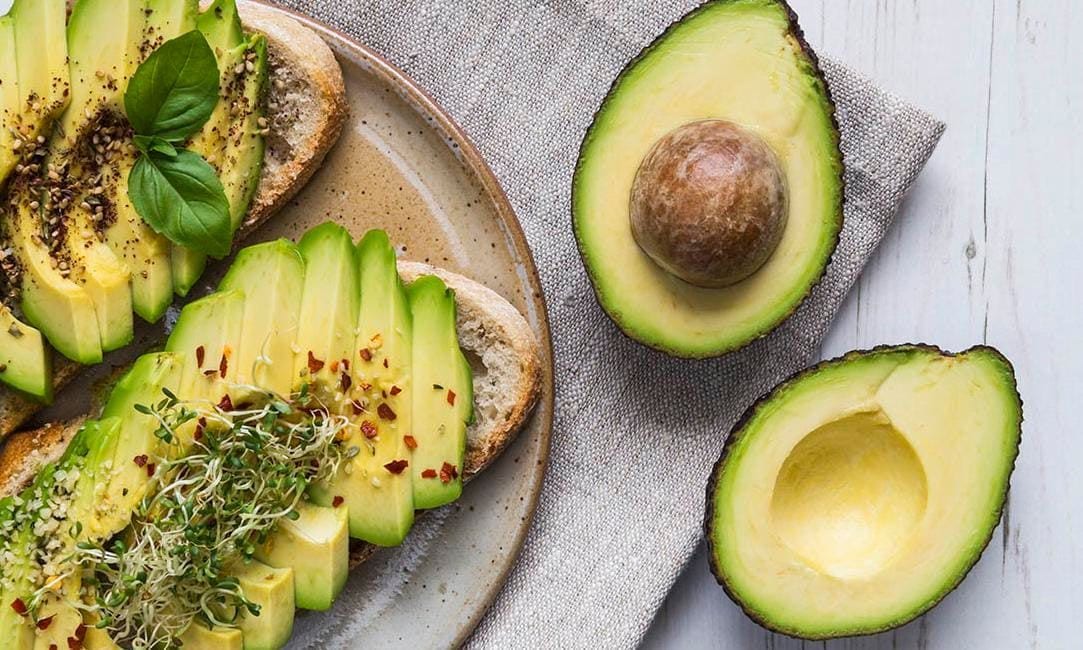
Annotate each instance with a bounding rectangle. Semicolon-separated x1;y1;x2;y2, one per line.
124;30;220;141
132;135;178;158
129;150;232;258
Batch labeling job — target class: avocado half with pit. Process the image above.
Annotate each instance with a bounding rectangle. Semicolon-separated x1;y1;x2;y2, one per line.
706;345;1023;639
573;0;843;357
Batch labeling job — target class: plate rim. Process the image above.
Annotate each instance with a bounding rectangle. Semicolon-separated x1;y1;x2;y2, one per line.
250;1;556;644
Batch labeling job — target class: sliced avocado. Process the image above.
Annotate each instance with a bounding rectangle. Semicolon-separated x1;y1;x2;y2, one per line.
573;0;843;357
170;0;243;298
165;289;244;406
0;502;35;649
75;0;175;324
313;230;414;547
218;34;267;232
0;15;20;182
0;17;50;401
5;0;100;365
706;345;1023;639
47;0;148;352
255;502;349;611
231;560;295;650
174;8;267;298
292;222;360;411
178;621;243;650
7;196;103;364
8;0;69;135
198;0;245;49
0;307;51;401
142;0;198;53
67;417;123;542
97;352;185;536
407;275;472;509
104;151;175;323
61;208;134;352
217;239;304;397
60;0;144;143
32;427;101;650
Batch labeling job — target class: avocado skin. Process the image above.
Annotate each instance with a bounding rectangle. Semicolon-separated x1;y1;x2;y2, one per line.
702;343;1023;640
570;0;844;359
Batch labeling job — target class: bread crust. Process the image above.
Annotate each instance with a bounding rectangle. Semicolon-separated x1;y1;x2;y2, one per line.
0;2;349;440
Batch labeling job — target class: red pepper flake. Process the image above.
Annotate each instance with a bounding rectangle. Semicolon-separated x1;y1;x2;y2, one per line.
307;351;324;374
217;394;234;411
359;381;372;392
195;345;205;368
194;416;207;441
359;348;372;362
377;403;396;421
75;623;87;640
340;358;350;372
219;353;228;379
381;390;387;399
10;598;27;615
383;358;389;369
389;385;402;396
403;435;417;449
361;421;378;439
384;459;409;474
351;400;366;415
146;462;156;478
202;368;218;377
67;636;83;650
332;496;344;508
36;615;54;630
447;390;457;406
340;371;352;392
133;454;148;468
49;645;57;650
439;462;459;484
421;468;437;479
329;360;339;373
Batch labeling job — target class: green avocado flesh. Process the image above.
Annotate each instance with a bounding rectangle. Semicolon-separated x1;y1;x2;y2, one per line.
0;0;268;399
310;230;416;547
407;275;472;509
231;561;295;650
0;224;474;648
707;345;1022;639
255;502;349;611
217;239;304;397
573;0;842;357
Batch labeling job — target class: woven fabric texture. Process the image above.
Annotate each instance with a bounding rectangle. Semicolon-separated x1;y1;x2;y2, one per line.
273;0;945;646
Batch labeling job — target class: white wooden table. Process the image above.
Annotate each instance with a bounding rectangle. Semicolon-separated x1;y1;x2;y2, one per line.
644;1;1082;648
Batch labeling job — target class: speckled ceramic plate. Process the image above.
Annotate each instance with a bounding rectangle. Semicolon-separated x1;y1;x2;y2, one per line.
210;4;553;647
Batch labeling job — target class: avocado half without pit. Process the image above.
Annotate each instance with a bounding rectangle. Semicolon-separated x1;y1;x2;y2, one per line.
573;0;843;357
706;345;1023;639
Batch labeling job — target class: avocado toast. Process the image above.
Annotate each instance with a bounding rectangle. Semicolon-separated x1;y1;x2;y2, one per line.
0;224;542;648
0;0;348;432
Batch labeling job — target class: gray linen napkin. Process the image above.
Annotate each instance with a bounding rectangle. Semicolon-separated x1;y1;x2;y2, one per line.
273;0;945;646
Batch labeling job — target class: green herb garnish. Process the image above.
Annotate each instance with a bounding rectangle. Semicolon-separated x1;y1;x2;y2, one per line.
65;393;350;647
125;30;233;257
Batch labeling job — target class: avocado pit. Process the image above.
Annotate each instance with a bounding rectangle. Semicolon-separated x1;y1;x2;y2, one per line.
629;119;788;288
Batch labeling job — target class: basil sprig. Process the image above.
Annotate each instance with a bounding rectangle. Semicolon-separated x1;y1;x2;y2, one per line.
125;31;232;258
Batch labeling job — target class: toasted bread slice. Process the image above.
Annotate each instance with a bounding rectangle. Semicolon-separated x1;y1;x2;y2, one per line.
0;2;348;438
0;263;542;508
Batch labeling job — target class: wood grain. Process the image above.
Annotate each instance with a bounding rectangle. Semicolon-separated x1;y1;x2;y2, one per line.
644;0;1081;648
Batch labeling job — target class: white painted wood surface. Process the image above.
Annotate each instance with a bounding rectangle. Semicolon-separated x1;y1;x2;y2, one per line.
643;1;1082;648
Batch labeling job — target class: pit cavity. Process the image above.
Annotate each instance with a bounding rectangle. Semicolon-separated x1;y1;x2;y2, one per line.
769;411;928;580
